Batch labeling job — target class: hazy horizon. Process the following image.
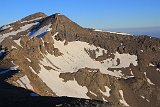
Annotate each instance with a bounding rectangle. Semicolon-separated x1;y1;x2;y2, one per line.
105;26;160;38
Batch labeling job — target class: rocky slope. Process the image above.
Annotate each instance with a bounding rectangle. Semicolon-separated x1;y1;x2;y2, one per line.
0;12;160;107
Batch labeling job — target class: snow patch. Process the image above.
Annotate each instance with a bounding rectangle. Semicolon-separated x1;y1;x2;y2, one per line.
141;96;150;102
94;29;103;32
149;63;155;67
157;68;160;72
17;80;25;88
14;39;21;46
11;46;17;49
88;69;99;73
109;52;138;68
1;25;11;30
89;91;97;96
36;32;138;99
38;65;89;99
26;57;31;62
112;70;124;77
146;78;155;85
144;72;155;85
0;22;39;43
99;86;111;97
125;69;135;79
107;31;131;35
57;13;62;16
119;90;130;106
29;66;37;74
102;97;108;102
56;104;63;107
29;23;52;38
41;32;138;78
18;75;34;90
53;32;59;36
21;17;43;24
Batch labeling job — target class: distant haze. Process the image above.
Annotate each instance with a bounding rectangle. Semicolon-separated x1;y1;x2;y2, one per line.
106;27;160;38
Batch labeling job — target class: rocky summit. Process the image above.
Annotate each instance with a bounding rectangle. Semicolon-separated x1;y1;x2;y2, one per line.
0;12;160;107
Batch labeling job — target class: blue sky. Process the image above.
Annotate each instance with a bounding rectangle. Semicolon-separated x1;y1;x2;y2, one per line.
0;0;160;29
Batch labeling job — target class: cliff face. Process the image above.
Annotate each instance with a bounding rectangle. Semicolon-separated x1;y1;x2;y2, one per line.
0;12;160;107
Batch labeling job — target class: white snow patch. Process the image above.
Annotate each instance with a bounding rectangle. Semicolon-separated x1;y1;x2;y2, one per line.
26;57;31;62
128;71;134;78
21;22;39;30
29;23;52;38
9;27;13;30
130;70;134;75
17;80;25;88
11;46;17;49
38;65;89;99
53;32;59;36
42;32;138;78
141;96;145;99
1;25;11;30
21;17;43;23
89;91;97;96
29;66;37;74
0;50;5;52
112;70;124;77
18;75;33;90
125;70;134;79
56;104;63;107
141;96;150;102
146;78;155;85
0;22;39;43
146;99;150;102
14;39;21;46
9;66;18;70
140;50;144;52
109;52;138;68
35;32;139;99
144;72;155;85
102;97;108;102
119;90;130;106
99;86;111;97
149;63;155;67
157;68;160;72
57;13;62;15
107;31;131;35
88;69;98;73
94;29;103;32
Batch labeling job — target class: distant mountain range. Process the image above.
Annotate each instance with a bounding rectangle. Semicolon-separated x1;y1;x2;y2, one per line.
106;27;160;38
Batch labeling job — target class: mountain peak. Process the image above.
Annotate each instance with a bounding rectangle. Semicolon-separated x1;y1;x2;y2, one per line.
20;12;47;22
0;12;160;107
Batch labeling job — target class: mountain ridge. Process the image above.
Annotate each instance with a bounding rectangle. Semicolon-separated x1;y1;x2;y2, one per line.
0;12;160;107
